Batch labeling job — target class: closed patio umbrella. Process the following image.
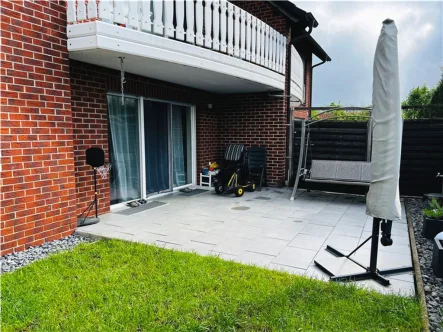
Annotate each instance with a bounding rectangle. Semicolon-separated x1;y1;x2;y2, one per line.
314;20;412;286
366;18;402;221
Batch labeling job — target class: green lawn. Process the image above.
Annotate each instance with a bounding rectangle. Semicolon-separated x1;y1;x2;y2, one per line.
2;239;422;331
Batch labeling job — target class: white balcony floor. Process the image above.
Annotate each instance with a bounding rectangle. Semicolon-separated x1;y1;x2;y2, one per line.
77;187;415;296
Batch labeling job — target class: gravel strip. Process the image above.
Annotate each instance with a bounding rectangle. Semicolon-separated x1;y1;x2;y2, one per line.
406;198;443;332
1;234;94;274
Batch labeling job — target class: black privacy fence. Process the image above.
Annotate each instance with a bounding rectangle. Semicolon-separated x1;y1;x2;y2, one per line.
292;107;443;196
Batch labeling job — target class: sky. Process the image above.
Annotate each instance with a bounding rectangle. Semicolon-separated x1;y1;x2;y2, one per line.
295;1;442;106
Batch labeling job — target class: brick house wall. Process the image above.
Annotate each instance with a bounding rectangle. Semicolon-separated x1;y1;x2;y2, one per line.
218;93;287;186
1;1;77;255
232;1;288;34
221;0;291;186
1;0;320;254
70;60;218;216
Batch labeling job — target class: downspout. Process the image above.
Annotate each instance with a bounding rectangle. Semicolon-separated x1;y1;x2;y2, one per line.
308;59;327;118
286;21;314;185
312;59;326;69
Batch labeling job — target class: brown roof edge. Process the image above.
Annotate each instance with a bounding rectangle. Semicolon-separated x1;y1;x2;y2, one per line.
268;0;318;30
269;1;330;62
304;35;332;62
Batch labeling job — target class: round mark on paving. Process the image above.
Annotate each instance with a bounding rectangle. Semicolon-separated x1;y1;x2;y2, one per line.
231;206;250;211
293;220;304;223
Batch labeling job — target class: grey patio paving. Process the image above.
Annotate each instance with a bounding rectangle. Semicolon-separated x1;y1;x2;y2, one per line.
76;187;415;296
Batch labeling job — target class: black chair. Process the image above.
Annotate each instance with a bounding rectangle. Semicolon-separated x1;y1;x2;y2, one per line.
247;146;266;191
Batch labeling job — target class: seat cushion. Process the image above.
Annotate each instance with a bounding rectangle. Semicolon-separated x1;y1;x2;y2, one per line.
335;161;363;181
310;160;338;180
310;160;371;183
360;162;371;182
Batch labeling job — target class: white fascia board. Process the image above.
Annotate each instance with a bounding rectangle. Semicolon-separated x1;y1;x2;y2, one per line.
67;35;98;51
67;22;97;38
67;21;285;91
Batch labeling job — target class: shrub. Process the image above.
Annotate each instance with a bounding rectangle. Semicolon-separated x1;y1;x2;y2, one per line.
423;198;443;220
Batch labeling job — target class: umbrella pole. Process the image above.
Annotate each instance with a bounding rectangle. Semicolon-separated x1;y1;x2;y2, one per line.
314;217;413;286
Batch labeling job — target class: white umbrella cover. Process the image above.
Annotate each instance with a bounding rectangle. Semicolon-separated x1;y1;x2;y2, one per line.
366;19;402;220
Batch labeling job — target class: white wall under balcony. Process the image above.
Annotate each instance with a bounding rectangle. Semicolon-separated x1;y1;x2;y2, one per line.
67;21;285;94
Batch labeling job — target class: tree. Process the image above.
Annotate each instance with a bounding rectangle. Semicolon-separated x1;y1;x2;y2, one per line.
402;77;443;119
430;72;443;105
311;102;370;121
402;85;435;106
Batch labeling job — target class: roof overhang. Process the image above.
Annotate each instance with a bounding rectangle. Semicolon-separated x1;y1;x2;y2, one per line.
269;0;330;62
294;34;331;62
268;1;318;31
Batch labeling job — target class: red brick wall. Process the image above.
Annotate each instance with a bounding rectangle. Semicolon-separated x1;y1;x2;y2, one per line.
232;1;289;35
70;61;218;216
218;93;287;186
1;1;77;255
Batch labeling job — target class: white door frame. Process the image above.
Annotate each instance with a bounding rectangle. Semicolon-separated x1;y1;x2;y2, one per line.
140;96;197;200
109;94;197;211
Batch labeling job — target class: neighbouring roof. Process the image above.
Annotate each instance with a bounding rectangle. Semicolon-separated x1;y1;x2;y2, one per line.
297;35;332;62
269;1;331;62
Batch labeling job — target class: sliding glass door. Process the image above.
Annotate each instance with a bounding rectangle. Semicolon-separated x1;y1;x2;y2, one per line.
108;95;141;204
108;94;195;205
144;101;170;194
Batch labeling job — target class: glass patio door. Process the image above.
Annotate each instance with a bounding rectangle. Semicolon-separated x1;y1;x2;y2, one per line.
144;101;170;195
108;94;195;205
108;95;141;204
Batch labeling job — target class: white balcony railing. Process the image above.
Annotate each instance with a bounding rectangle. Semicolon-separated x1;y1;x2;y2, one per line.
67;0;287;75
291;45;304;103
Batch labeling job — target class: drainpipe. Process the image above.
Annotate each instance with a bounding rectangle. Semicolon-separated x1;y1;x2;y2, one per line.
312;59;327;69
307;59;327;118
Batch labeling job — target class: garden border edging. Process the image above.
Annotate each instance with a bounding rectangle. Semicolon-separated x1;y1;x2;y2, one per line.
406;199;431;332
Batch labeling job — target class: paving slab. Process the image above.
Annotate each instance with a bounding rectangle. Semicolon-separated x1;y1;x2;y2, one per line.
289;234;326;251
77;188;415;295
272;246;317;269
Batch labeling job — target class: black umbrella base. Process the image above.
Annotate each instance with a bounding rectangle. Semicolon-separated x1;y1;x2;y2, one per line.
315;246;413;287
77;217;100;227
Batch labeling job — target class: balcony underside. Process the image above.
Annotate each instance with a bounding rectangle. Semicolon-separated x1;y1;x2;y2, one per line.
67;22;285;94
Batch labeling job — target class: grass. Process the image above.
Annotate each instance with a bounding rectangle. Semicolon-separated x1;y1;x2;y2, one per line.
2;239;422;331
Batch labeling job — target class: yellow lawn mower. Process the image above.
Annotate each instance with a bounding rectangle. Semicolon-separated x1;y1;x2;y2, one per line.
213;144;256;197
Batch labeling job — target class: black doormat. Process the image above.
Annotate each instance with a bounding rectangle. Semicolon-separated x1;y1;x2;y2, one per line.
179;189;208;197
115;201;167;216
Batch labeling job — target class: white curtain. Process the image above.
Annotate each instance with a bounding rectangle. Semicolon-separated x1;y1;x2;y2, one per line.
108;95;141;203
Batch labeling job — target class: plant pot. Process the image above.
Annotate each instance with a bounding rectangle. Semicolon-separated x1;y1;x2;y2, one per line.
422;215;443;239
432;232;443;277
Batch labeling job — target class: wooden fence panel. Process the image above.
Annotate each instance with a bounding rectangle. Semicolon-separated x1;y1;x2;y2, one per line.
292;119;443;196
400;119;443;196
